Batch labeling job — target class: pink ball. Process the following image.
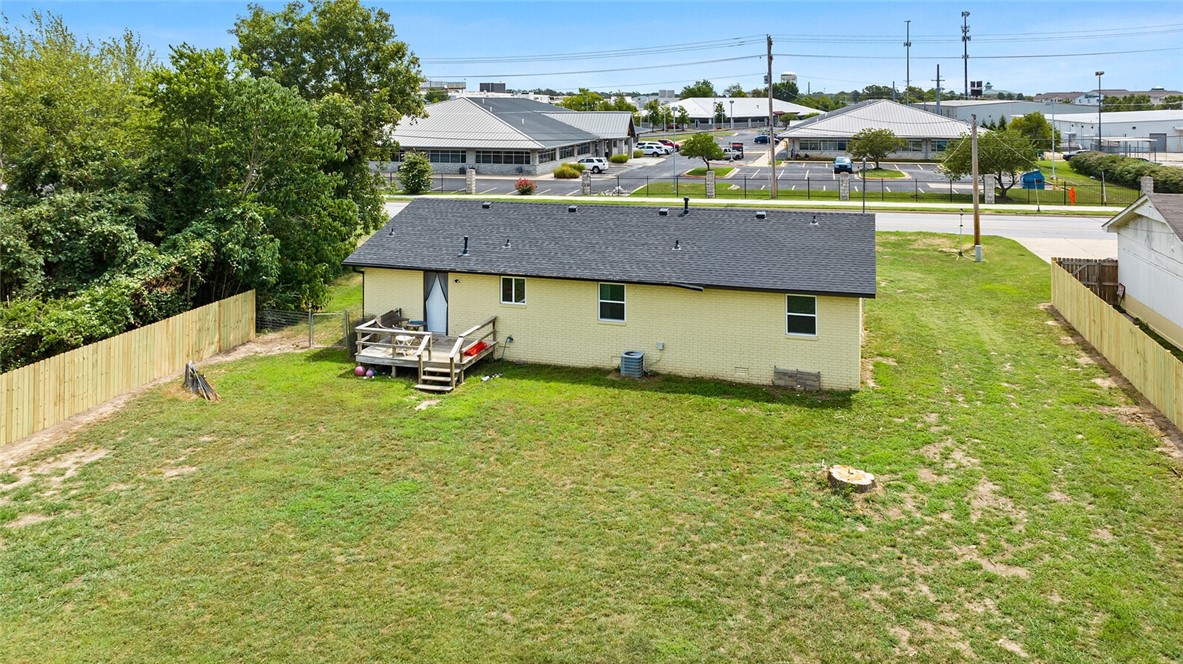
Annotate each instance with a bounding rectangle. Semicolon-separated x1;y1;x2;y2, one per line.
365;369;375;378
354;366;366;376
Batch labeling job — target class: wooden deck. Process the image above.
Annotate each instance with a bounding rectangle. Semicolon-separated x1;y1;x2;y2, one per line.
353;315;498;392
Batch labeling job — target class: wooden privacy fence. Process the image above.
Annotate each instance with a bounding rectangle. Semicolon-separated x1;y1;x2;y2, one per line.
1053;257;1120;305
0;291;256;447
1051;263;1183;430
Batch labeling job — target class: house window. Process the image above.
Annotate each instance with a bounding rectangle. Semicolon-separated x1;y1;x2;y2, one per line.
426;149;465;163
577;142;592;155
538;149;556;163
501;276;526;305
599;283;625;322
475;150;530;165
786;295;817;336
559;145;575;159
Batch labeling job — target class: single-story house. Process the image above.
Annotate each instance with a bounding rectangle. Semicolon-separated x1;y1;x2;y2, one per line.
664;97;823;129
1103;191;1183;349
780;99;973;159
343;200;876;390
384;97;637;175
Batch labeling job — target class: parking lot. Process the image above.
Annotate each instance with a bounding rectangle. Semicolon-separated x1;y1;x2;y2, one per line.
392;127;1126;206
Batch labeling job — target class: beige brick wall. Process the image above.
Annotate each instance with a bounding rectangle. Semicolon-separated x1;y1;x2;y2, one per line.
363;268;865;389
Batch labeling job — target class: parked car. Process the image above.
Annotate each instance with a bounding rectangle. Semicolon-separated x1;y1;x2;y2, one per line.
575;157;609;174
754;134;770;144
720;145;742;160
833;156;854;174
636;143;668;157
657;139;681;152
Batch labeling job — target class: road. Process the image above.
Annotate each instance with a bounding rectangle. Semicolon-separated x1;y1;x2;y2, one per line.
875;211;1115;261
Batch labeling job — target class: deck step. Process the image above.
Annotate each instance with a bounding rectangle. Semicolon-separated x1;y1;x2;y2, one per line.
421;366;454;374
419;374;453;383
415;383;454;392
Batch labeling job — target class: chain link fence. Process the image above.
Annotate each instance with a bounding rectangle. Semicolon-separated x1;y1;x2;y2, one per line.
257;308;361;349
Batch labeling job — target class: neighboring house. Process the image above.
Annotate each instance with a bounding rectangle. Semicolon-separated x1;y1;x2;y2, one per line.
1072;87;1183;107
384;97;636;175
1033;91;1083;104
665;97;823;129
780;99;972;159
344;200;876;390
1050;109;1183;154
1103;192;1183;349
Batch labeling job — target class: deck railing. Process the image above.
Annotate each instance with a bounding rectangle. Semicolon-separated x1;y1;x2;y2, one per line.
447;316;498;382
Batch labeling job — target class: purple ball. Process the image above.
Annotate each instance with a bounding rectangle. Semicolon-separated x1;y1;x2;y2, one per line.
354;366;366;376
365;369;375;378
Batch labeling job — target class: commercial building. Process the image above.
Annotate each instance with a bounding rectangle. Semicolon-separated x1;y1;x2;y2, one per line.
780;99;972;159
385;97;636;175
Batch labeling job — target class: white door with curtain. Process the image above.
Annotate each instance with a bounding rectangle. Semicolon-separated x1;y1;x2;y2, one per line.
424;271;448;334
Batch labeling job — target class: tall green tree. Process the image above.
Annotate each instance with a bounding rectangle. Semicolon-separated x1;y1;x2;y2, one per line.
1009;111;1060;153
558;88;604;111
848;128;906;169
723;83;748;98
680;79;716;99
940;130;1037;200
679;133;724;171
232;0;425;233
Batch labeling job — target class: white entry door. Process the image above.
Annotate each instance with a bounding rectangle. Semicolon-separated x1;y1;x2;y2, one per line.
424;272;448;334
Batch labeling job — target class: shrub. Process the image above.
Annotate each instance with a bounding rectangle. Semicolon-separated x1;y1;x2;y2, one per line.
567;162;586;172
397;152;432;194
553;165;582;179
1071;152;1183;193
632;150;644;158
515;178;536;195
609;153;629;164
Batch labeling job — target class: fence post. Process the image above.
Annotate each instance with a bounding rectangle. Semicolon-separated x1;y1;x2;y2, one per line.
308;310;314;348
949;179;954;203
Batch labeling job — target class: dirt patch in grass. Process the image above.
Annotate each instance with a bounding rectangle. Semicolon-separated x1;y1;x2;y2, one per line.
5;513;54;529
969;478;1027;524
952;544;1030;579
998;636;1029;658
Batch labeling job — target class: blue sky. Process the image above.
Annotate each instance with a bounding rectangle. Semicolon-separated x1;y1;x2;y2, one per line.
4;1;1181;96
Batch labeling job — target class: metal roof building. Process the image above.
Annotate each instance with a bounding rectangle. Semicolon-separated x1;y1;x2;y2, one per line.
386;97;637;175
780;99;972;160
665;97;823;129
1050;109;1183;154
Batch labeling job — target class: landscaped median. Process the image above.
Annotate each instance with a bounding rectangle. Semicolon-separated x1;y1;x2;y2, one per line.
2;235;1179;660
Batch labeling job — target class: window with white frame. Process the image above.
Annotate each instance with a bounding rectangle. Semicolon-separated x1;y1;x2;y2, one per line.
786;295;817;336
598;283;625;321
500;276;526;305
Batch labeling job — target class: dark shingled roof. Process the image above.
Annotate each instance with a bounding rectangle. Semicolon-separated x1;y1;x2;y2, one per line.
344;200;877;298
1147;193;1183;242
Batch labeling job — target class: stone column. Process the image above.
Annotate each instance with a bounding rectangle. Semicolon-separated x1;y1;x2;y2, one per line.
706;171;716;198
465;168;476;195
984;176;995;204
1141;175;1154;196
839;173;850;201
581;171;591;195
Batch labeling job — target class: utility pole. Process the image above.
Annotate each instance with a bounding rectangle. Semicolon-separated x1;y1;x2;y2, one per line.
971;113;982;262
904;20;911;104
933;65;943;113
961;11;971;99
767;34;776;200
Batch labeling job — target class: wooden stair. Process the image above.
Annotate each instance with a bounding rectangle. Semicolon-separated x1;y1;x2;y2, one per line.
415;363;457;393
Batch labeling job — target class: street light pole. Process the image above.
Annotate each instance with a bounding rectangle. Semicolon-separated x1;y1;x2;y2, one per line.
1095;70;1105;152
729;99;734;130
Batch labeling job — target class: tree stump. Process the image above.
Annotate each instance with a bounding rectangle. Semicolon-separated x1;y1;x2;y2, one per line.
828;465;876;493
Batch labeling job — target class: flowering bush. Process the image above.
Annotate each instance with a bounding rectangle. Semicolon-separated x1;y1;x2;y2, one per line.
515;178;536;195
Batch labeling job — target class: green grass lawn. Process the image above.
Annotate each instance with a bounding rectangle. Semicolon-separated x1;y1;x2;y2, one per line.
684;166;735;177
3;234;1183;661
861;168;905;178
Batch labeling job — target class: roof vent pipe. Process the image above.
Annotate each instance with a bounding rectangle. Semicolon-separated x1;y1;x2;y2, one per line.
810;214;819;226
682;197;690;216
672;239;681;251
458;236;470;257
503;238;511;249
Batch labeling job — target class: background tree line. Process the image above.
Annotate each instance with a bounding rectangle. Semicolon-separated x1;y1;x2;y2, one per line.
0;0;424;371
